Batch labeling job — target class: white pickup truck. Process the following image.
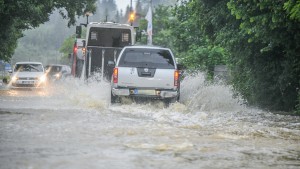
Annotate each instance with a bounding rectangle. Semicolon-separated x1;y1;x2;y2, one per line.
110;46;181;105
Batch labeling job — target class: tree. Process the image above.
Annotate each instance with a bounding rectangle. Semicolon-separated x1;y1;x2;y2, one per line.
0;0;96;61
284;0;300;21
12;11;73;64
226;0;300;111
171;0;300;112
170;0;228;77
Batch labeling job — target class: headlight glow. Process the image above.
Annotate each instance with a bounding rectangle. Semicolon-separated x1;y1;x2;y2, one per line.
11;76;18;82
54;73;61;79
39;75;47;82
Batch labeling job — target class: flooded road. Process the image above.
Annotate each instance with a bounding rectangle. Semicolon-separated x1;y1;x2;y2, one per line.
0;74;299;169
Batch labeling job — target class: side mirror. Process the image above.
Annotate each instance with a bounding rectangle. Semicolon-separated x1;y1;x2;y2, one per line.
108;61;115;67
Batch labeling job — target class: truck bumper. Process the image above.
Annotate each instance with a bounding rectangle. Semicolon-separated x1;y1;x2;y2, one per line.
112;88;179;99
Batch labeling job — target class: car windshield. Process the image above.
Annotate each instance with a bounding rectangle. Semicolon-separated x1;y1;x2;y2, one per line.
46;66;62;73
14;64;43;72
118;48;175;69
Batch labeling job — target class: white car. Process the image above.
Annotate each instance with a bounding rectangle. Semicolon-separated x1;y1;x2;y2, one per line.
110;46;181;105
10;62;47;88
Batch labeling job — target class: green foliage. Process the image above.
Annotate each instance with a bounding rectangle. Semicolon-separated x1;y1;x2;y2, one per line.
137;19;148;44
166;0;300;112
226;0;300;111
138;5;178;48
152;6;176;48
296;91;300;115
59;27;87;65
172;0;204;53
284;0;300;21
182;45;228;78
0;0;96;62
59;36;75;58
12;11;77;64
169;0;228;78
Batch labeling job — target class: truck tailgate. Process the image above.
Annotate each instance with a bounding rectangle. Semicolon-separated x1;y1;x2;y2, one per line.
117;67;174;89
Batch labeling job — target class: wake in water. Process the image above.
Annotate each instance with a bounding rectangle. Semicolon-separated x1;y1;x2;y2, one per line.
1;72;299;169
53;72;245;112
105;72;299;140
180;72;245;113
45;76;111;110
10;71;297;140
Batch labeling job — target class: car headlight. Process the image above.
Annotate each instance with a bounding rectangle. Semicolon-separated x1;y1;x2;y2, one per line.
39;75;47;83
54;73;61;78
11;76;18;82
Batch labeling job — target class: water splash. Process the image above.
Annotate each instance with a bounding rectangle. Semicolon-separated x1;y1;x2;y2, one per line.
46;77;110;110
180;72;245;113
2;72;299;141
1;71;300;169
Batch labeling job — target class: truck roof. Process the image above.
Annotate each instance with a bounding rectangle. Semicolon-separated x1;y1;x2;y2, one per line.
124;45;171;50
87;22;132;29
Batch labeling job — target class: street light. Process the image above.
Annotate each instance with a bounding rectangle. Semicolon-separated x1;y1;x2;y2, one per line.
85;12;93;25
129;12;135;25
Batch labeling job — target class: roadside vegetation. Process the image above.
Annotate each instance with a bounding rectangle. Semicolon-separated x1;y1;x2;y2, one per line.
0;0;97;62
137;0;300;114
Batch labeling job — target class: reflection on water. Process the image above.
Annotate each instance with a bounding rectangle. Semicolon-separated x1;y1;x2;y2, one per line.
0;73;299;169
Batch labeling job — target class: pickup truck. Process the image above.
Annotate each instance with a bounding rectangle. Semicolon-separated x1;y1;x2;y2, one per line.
110;46;180;105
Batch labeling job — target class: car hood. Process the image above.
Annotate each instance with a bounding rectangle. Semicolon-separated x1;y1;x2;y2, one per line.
12;72;44;78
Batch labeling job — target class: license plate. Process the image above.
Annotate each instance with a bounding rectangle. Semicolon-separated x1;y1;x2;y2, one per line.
22;81;34;84
134;89;156;95
117;89;130;96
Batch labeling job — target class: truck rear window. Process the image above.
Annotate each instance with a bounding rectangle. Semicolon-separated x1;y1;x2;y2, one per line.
118;48;175;69
88;27;132;47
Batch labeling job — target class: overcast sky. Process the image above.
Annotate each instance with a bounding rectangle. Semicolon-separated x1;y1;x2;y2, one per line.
115;0;131;11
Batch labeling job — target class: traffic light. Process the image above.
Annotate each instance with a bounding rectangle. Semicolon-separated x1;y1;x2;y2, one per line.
76;26;81;38
129;12;135;23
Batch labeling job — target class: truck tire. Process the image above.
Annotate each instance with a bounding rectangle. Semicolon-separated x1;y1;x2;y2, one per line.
163;97;178;107
111;91;119;104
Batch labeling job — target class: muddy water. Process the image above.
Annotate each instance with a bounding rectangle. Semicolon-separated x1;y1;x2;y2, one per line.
0;73;299;169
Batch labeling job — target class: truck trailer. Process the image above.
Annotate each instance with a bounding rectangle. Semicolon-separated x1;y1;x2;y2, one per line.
72;22;136;81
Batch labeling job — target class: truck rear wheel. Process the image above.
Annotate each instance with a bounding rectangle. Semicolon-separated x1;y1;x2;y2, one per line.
111;91;119;104
163;97;178;107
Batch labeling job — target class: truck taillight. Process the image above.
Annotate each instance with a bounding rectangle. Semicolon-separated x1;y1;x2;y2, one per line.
174;70;179;86
73;45;77;54
113;68;118;83
82;47;86;54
